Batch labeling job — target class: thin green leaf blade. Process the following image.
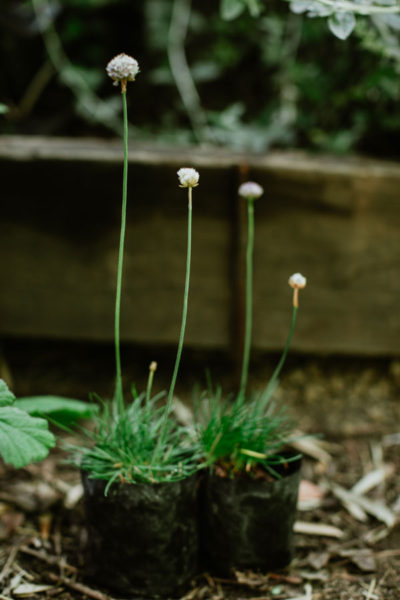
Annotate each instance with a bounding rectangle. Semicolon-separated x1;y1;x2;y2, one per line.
0;407;55;468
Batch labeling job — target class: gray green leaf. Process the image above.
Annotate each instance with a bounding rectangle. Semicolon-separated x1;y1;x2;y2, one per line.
15;396;99;425
328;12;356;40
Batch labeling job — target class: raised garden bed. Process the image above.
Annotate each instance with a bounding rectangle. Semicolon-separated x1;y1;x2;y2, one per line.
1;135;400;356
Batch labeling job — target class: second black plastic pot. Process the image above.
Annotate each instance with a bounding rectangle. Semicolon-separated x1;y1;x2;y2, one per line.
82;472;199;598
200;455;301;575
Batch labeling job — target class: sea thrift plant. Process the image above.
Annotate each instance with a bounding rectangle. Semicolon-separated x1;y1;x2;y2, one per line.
168;168;199;410
197;180;307;475
265;272;307;397
177;168;200;188
154;167;199;460
238;181;264;399
238;181;263;200
289;272;307;308
106;53;138;411
70;57;202;488
106;53;140;90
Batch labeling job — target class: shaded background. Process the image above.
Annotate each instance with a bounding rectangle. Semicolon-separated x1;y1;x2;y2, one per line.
1;0;400;422
1;0;400;155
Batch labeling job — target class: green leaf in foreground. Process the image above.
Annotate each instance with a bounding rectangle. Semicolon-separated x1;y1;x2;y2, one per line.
0;406;56;468
0;379;15;407
15;396;99;425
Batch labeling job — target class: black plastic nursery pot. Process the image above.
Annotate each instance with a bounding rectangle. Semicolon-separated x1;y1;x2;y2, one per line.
81;471;199;598
200;454;302;575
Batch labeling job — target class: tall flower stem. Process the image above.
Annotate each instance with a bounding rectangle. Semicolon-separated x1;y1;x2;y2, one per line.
114;89;129;413
259;274;306;407
267;305;298;394
155;186;193;459
238;197;255;401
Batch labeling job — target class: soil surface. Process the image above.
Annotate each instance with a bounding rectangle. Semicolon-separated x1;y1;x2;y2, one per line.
1;343;400;600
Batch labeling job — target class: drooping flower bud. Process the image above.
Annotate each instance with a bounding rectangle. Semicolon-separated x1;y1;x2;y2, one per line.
177;168;199;188
238;181;264;200
289;273;307;308
106;53;139;90
288;273;307;289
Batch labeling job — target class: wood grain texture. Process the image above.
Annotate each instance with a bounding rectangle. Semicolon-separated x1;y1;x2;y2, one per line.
1;136;399;355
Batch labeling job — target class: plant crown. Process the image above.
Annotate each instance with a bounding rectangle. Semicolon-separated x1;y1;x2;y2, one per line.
196;378;299;478
69;389;203;493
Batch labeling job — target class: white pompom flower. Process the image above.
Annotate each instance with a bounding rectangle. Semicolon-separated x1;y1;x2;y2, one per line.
177;168;199;188
106;53;139;88
288;273;307;289
238;181;264;200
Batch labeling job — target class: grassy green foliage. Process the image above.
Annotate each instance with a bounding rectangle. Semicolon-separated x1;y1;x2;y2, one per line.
70;390;202;492
0;379;56;468
196;379;297;477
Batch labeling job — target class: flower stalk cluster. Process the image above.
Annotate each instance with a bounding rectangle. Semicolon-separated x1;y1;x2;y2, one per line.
75;53;309;486
74;55;203;486
237;181;307;404
196;175;307;474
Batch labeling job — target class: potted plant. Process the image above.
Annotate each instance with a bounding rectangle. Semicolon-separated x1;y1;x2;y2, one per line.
197;182;307;575
69;54;202;598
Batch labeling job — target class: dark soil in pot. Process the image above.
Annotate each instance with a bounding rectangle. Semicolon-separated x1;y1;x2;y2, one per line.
200;454;301;575
81;471;199;598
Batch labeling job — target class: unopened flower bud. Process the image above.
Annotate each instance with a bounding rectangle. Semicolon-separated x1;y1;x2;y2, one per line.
289;273;307;308
149;361;157;372
177;168;199;188
106;53;139;90
238;181;263;200
289;273;307;289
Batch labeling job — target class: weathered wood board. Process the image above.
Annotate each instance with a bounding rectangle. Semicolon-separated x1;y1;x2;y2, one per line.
1;135;400;356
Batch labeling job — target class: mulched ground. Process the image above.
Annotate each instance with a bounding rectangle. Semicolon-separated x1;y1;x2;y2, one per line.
1;435;399;600
1;344;400;600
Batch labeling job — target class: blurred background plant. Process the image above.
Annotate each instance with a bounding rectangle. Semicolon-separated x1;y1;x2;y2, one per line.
1;0;400;156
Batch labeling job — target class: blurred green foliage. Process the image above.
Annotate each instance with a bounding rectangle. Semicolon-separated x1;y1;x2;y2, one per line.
0;0;399;156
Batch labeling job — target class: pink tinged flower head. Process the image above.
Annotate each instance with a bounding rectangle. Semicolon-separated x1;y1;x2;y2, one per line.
238;181;264;200
106;53;139;87
177;168;200;188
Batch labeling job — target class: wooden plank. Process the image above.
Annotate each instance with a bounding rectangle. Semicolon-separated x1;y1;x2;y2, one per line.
249;167;400;354
0;159;232;348
1;135;400;356
1;135;400;177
